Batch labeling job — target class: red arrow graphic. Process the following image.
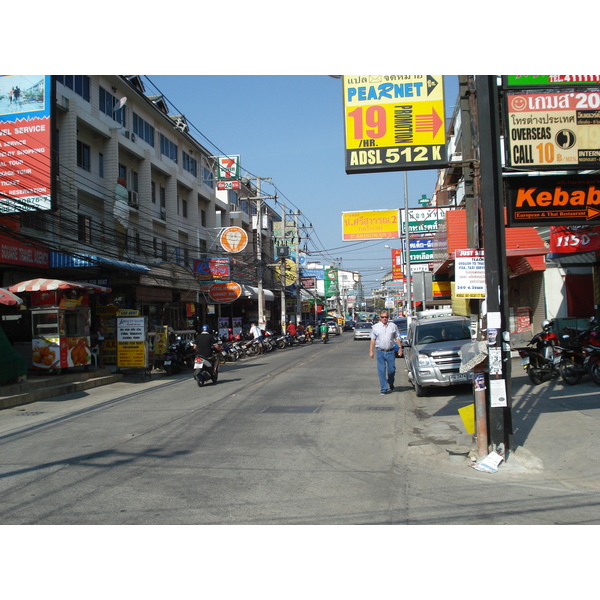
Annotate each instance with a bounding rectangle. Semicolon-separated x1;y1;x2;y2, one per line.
415;107;444;138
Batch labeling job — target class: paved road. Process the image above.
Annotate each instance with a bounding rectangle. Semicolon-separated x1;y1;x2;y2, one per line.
1;333;600;525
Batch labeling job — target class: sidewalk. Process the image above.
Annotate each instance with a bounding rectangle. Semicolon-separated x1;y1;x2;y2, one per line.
0;366;127;410
404;357;600;484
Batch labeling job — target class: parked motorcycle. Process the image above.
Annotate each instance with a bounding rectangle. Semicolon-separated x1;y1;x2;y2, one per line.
558;317;600;385
163;342;182;375
516;319;561;385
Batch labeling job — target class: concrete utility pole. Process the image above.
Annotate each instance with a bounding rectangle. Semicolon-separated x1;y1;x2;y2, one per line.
241;177;276;329
403;171;413;316
476;76;513;455
293;210;301;324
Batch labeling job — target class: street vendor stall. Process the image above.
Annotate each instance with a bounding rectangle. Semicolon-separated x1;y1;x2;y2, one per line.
0;288;27;384
8;278;111;374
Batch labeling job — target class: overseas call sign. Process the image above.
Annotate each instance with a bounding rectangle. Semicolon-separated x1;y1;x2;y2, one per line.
343;75;447;174
505;88;600;169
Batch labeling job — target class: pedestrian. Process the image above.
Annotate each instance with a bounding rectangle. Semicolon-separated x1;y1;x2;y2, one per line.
369;310;401;395
249;321;263;354
95;323;105;368
286;321;297;337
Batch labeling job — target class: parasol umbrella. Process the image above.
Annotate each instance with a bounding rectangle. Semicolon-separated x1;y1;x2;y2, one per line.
8;278;111;294
0;287;24;306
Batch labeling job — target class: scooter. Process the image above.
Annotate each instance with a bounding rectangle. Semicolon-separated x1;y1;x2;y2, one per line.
321;330;329;344
193;352;220;387
516;319;561;385
163;342;183;375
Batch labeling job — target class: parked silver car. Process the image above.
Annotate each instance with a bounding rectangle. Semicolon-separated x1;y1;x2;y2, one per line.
402;315;473;396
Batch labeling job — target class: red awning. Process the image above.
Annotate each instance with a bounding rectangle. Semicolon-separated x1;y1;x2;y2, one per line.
0;287;24;306
8;278;111;294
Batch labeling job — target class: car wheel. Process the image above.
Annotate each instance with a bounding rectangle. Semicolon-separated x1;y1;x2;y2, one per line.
413;379;428;397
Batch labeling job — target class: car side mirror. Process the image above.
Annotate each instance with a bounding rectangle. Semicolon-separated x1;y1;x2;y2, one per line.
401;339;410;347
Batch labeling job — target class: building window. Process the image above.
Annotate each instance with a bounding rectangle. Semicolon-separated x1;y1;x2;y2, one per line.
203;166;214;188
151;181;156;204
162;241;168;261
133;112;155;146
77;141;91;171
182;198;188;219
99;86;126;126
159;134;178;163
201;209;207;227
183;151;197;176
56;75;90;101
160;186;166;208
99;153;104;177
78;215;92;243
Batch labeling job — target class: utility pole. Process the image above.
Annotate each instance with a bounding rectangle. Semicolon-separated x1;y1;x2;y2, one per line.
293;210;301;324
403;171;413;316
477;75;513;455
240;177;276;330
279;202;287;333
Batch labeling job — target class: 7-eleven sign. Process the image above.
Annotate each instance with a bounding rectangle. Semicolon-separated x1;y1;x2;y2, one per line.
214;155;240;180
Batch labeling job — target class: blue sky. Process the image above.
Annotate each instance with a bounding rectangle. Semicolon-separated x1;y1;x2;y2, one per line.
144;75;460;291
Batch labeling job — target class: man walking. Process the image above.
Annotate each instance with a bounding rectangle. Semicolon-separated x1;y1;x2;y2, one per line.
369;310;401;395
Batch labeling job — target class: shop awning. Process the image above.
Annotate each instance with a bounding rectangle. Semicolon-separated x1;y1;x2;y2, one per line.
240;285;275;301
8;278;111;294
433;209;547;276
50;251;150;273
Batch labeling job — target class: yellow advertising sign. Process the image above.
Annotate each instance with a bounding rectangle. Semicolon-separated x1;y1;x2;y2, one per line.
342;209;400;241
117;341;147;367
343;75;447;173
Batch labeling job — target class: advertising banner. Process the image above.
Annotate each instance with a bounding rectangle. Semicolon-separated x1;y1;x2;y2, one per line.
549;224;600;253
505;174;600;226
403;208;449;235
391;248;403;279
505;88;600;169
0;75;54;214
342;209;400;240
324;268;338;298
193;257;231;282
117;316;147;368
342;75;447;174
455;249;485;299
504;75;600;87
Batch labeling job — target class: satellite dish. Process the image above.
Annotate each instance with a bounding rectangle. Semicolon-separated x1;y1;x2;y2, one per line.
117;96;128;110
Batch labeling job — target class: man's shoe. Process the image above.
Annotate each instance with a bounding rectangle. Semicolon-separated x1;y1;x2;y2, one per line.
380;390;389;395
389;384;394;392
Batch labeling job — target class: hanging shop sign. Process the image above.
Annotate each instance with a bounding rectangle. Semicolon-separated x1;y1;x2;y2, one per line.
193;257;231;282
208;282;242;303
220;226;248;253
505;174;600;226
504;88;600;169
402;208;449;235
342;209;400;240
275;258;297;287
217;181;241;190
455;249;486;299
549;224;600;253
391;248;403;279
504;75;600;88
213;155;240;180
342;75;447;174
0;75;55;214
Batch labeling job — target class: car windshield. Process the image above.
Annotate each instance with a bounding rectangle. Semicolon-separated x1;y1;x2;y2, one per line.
416;321;471;344
355;323;371;329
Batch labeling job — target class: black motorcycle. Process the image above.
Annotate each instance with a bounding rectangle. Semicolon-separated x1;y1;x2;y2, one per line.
516;319;561;385
558;317;600;385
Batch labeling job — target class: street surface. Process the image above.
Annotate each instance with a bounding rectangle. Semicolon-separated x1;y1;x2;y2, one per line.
1;332;600;525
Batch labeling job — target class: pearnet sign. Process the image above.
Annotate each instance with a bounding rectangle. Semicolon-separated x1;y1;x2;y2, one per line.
342;75;447;174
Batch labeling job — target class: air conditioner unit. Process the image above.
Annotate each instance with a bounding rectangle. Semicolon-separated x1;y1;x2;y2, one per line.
131;132;136;142
160;208;166;220
123;130;131;139
128;191;139;208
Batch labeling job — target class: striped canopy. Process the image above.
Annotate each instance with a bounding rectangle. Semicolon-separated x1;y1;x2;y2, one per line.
8;278;111;294
0;287;24;306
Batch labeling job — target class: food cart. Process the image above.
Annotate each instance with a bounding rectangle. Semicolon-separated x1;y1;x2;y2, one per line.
8;278;111;373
